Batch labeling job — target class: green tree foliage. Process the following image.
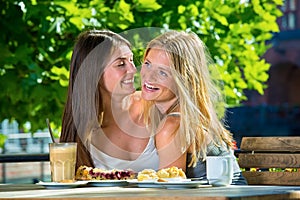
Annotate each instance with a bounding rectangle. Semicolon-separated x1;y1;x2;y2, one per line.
0;0;282;132
0;133;7;149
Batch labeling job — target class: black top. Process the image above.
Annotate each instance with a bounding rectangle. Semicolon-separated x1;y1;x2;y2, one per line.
186;142;248;185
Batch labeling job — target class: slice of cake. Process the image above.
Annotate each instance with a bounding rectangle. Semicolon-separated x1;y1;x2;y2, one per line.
76;165;135;180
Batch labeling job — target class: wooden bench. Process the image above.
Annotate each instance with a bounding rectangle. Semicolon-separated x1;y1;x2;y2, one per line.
238;136;300;185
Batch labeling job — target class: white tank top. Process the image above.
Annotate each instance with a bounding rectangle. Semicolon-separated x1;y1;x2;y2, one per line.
90;136;159;172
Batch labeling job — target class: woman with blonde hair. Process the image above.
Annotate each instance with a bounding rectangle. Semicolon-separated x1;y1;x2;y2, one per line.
141;30;247;184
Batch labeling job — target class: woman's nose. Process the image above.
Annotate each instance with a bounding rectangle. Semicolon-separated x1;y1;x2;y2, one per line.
145;69;158;81
127;62;137;73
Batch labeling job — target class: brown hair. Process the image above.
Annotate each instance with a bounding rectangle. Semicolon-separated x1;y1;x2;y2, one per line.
60;29;131;168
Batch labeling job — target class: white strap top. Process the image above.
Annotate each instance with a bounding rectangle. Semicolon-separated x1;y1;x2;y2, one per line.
90;136;159;172
167;112;180;116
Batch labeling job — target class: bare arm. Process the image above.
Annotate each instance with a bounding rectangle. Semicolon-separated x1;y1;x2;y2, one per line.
155;116;187;171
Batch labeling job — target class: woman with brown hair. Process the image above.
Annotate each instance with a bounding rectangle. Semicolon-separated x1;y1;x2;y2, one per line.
60;29;159;172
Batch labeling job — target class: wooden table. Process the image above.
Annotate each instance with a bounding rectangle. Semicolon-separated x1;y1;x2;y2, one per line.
0;184;300;200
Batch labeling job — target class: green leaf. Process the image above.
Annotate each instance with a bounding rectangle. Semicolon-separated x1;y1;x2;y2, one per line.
0;133;7;149
50;66;69;87
135;0;162;12
178;5;185;14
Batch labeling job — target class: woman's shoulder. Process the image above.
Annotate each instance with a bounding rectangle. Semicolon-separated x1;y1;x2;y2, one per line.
127;91;144;119
122;92;143;109
156;114;180;137
132;91;142;101
129;91;144;109
127;91;142;104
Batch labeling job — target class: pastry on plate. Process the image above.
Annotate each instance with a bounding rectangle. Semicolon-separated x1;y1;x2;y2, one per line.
157;166;186;179
137;169;159;181
137;166;186;181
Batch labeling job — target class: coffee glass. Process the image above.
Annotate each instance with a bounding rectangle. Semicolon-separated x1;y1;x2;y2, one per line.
49;142;77;182
206;156;233;186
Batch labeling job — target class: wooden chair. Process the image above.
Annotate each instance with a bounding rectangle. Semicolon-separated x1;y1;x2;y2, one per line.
238;136;300;185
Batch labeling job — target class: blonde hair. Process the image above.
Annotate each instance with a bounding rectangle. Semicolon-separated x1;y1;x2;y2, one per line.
143;30;233;167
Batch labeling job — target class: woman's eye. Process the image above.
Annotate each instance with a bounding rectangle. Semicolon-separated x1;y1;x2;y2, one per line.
118;61;125;66
143;61;151;68
159;70;168;77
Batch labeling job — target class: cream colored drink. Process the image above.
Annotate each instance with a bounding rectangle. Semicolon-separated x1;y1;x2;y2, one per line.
49;143;77;182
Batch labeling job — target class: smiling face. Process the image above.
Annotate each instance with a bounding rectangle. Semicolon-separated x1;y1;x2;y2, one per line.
101;45;136;96
141;48;178;111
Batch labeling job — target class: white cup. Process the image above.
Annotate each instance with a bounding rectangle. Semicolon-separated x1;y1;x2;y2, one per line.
206;156;233;186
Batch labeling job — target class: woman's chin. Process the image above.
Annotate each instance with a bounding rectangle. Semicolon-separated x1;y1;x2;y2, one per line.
141;92;157;101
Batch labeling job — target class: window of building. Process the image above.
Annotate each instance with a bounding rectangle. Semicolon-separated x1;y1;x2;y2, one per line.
280;0;297;30
290;0;296;11
288;13;296;29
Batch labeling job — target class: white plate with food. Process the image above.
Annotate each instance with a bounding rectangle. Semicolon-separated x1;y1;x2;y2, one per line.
87;180;129;187
36;181;88;189
155;180;210;189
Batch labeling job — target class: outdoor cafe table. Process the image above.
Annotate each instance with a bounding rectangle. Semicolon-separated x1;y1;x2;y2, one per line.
0;183;300;200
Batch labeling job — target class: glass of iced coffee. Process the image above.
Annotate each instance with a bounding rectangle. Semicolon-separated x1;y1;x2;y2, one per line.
49;142;77;182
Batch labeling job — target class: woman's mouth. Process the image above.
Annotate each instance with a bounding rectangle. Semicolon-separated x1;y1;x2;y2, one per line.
122;78;134;84
144;82;159;91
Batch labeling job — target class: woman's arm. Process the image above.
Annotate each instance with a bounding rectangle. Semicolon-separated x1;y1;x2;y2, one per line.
155;115;187;171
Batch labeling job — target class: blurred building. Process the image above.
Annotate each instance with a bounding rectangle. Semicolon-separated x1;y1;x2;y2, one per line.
264;0;300;105
245;0;300;106
228;0;300;147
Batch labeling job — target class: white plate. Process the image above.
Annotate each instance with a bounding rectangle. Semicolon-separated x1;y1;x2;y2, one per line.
155;180;210;189
159;178;190;182
127;179;162;188
36;181;88;189
87;180;128;187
